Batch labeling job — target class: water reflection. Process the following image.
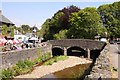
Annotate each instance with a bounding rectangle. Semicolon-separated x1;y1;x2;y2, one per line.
41;63;91;79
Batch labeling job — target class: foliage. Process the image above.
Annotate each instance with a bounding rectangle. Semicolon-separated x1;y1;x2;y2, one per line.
1;25;14;37
1;68;14;79
68;7;107;39
15;25;38;35
43;56;68;65
53;29;68;39
1;52;51;79
1;60;34;79
12;60;34;75
41;52;51;62
39;2;120;40
34;52;51;64
98;1;120;38
39;5;80;40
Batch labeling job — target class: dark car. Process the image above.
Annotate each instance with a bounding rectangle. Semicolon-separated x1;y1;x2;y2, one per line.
116;40;120;44
109;40;115;44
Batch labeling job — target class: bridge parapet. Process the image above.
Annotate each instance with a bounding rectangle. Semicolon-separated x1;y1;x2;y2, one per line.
48;39;106;50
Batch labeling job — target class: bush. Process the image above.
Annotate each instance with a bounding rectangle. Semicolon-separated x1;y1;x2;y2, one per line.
41;52;51;62
13;60;34;75
1;68;14;79
34;56;42;64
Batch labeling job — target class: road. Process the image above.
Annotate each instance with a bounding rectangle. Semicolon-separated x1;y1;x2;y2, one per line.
109;44;120;79
109;44;119;69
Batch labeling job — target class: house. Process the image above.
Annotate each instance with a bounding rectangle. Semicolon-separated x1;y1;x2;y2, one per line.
0;10;15;38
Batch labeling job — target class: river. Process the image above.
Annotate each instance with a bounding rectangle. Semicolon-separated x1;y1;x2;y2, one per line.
41;63;91;79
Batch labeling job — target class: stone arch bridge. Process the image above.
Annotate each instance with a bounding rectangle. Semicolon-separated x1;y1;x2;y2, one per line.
48;39;106;59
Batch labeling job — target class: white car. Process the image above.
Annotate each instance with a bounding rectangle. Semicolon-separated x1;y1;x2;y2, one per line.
100;38;107;42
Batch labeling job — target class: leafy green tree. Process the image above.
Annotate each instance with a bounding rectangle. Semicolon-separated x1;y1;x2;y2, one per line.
68;7;107;39
40;5;80;40
1;25;14;37
2;25;8;36
21;25;31;34
39;18;51;39
53;30;68;40
98;1;120;38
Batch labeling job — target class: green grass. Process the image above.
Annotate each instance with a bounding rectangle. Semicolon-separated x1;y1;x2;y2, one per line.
43;56;68;65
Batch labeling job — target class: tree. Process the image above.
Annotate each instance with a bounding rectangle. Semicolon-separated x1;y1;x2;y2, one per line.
39;5;80;40
98;1;120;38
68;7;107;39
58;5;80;29
53;30;68;40
21;25;31;34
39;18;52;40
1;25;14;37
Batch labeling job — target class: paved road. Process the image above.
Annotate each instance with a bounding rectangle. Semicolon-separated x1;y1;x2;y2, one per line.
109;44;120;79
109;44;119;69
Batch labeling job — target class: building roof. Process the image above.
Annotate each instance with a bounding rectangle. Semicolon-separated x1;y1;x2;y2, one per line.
0;14;14;25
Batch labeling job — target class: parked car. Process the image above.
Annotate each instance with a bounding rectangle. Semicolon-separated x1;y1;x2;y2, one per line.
116;40;120;44
109;40;115;44
100;38;107;42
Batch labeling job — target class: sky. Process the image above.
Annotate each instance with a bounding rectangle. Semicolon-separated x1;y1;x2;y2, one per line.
0;1;117;29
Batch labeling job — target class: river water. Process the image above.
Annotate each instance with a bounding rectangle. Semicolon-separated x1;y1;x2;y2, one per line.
41;63;91;79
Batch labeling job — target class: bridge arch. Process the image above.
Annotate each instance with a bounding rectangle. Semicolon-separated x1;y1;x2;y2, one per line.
67;46;87;57
52;46;64;56
90;49;101;61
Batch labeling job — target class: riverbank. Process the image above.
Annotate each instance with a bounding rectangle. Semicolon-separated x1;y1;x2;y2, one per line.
14;56;92;79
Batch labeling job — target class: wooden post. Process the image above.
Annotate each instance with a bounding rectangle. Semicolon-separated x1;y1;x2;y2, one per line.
87;48;90;59
64;47;67;56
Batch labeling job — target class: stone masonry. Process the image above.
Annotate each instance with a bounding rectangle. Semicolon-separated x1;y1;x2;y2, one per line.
85;44;112;79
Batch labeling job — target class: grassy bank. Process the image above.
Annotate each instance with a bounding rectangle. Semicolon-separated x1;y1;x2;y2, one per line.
0;52;51;80
0;53;69;79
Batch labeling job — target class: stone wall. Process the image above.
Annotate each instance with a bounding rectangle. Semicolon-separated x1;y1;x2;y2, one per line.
0;43;52;69
85;44;112;79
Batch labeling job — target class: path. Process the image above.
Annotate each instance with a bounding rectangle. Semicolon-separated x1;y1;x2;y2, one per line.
109;44;119;78
14;56;92;79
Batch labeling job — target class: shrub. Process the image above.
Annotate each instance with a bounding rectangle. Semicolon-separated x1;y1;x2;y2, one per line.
41;52;51;62
1;68;14;79
34;56;42;64
13;60;34;75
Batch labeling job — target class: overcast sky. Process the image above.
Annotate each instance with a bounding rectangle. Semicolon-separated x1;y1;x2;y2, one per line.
1;1;116;29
